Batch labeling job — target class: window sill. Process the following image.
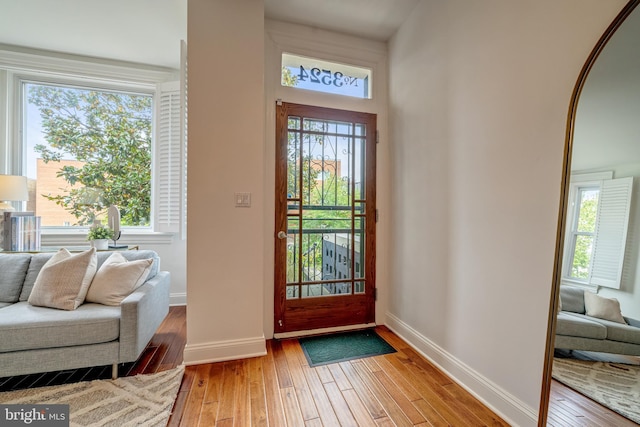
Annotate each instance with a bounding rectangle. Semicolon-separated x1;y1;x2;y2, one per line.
560;278;597;291
41;230;175;246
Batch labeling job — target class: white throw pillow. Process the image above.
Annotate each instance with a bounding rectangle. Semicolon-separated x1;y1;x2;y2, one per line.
85;252;153;306
584;291;627;324
28;248;98;311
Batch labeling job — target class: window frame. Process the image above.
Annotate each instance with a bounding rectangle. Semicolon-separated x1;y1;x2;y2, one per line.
0;47;182;244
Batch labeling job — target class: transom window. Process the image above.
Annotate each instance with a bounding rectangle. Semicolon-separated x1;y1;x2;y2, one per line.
281;53;372;99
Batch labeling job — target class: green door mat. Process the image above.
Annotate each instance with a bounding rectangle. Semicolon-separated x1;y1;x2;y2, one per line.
299;329;396;367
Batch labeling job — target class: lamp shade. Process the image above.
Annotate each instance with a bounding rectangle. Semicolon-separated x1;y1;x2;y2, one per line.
0;175;29;201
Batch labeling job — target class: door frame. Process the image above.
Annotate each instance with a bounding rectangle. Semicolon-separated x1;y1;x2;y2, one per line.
274;101;377;335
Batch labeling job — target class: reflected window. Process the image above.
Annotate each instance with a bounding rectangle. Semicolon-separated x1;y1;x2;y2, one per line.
566;186;599;281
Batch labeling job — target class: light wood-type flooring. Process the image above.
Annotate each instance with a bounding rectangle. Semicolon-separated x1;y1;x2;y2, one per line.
169;325;509;427
2;306;635;426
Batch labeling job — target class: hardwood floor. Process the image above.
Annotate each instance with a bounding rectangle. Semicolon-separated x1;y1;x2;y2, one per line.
169;323;509;426
548;380;637;427
547;350;639;427
3;306;635;425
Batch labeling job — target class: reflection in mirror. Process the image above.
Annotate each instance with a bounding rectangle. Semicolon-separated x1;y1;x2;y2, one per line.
543;1;640;425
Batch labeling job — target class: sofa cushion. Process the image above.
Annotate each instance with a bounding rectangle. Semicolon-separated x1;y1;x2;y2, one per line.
559;286;586;314
0;301;120;353
19;249;160;302
28;248;97;311
86;252;153;306
590;318;640;345
0;254;31;303
96;250;159;281
556;311;607;339
20;253;58;301
584;291;627;324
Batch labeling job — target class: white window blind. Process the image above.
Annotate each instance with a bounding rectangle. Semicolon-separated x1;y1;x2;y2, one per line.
153;40;187;235
154;81;183;233
180;40;188;240
590;176;633;289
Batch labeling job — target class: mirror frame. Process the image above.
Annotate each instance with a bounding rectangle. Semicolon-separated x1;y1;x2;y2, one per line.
538;0;640;425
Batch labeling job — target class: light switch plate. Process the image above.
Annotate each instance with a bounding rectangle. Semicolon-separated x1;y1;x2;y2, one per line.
235;192;251;207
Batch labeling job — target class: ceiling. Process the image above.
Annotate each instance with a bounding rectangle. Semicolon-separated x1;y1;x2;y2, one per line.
0;0;187;69
0;0;419;70
264;0;420;41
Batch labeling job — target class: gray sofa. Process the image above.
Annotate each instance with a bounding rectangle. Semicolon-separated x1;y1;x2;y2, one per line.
0;249;170;379
555;285;640;356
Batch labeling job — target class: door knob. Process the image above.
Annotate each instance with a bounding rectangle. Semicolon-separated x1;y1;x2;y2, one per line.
277;231;288;239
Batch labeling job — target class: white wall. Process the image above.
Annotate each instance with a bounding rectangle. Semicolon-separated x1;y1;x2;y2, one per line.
145;239;186;304
185;0;266;364
387;0;626;425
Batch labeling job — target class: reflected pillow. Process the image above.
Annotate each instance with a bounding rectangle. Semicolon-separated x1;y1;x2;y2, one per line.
85;252;153;306
584;291;627;324
28;248;97;310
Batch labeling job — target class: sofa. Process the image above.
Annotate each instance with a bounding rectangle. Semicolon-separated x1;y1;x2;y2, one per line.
555;285;640;356
0;249;170;379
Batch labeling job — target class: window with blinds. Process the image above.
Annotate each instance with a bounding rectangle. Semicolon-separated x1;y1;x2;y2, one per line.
563;174;633;289
154;82;182;233
7;44;187;235
154;39;187;236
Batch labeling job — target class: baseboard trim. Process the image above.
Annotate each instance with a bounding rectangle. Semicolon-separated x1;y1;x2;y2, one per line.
386;313;538;427
170;292;186;306
183;336;267;365
273;322;377;339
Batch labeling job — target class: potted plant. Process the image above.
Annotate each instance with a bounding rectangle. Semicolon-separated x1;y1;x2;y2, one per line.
87;225;113;250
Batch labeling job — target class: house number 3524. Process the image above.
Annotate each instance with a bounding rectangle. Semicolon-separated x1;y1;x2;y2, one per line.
298;66;359;87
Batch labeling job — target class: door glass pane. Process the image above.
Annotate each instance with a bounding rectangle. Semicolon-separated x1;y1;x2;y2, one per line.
288;116;300;130
301;282;352;298
354;281;365;294
301;228;323;283
303;119;352;135
355;217;365;279
286;285;299;299
354;136;365;199
287;130;301;201
286;218;299;285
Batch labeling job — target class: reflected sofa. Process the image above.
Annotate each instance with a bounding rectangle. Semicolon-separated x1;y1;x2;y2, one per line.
555;285;640;356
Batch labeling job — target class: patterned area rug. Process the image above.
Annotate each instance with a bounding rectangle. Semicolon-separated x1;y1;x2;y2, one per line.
0;366;184;427
552;358;640;424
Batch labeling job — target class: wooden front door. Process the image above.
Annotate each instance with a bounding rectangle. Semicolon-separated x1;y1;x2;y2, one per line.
274;102;376;334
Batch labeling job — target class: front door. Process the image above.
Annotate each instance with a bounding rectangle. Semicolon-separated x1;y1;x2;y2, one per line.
274;102;376;334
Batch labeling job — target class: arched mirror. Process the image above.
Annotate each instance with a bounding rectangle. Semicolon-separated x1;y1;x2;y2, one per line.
540;0;640;425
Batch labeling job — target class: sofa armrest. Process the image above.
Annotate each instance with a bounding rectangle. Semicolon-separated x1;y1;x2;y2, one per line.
118;271;170;362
